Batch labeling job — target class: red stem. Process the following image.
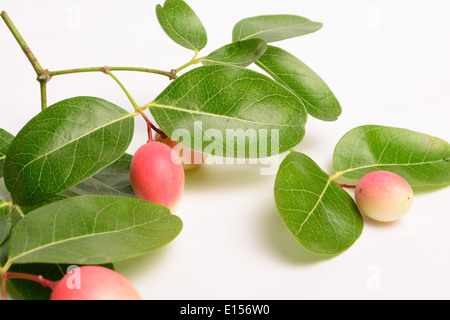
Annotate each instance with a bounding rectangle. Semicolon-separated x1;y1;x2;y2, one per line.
136;109;167;142
335;182;357;189
1;272;57;300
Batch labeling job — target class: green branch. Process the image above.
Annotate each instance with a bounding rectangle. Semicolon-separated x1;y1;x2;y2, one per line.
102;67;140;111
0;11;44;76
1;11;49;111
49;66;177;80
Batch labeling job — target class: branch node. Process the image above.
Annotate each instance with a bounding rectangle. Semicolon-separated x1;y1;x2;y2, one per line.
38;69;52;83
102;66;111;74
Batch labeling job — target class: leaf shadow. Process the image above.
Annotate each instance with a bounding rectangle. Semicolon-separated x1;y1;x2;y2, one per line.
183;160;275;192
412;184;449;195
113;247;171;283
257;200;335;266
0;178;11;201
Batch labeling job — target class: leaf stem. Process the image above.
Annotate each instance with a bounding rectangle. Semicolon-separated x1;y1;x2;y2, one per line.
102;67;140;111
1;271;57;300
175;50;202;73
329;172;343;180
0;200;13;208
329;172;356;189
102;69;167;142
13;204;25;218
334;182;357;189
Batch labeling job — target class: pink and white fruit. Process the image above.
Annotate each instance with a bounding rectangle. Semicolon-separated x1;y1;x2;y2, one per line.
130;141;185;210
355;170;413;222
155;133;205;170
50;266;141;300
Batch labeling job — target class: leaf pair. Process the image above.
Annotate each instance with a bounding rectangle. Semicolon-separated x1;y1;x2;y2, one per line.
155;0;340;121
156;0;267;68
275;125;450;255
232;14;341;121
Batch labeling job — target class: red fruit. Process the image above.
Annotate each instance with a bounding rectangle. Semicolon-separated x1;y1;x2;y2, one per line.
155;133;205;170
355;171;413;222
50;266;141;300
130;141;185;210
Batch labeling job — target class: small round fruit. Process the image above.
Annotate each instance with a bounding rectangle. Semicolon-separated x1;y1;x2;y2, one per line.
130;141;185;210
355;170;413;222
155;133;205;170
50;266;141;300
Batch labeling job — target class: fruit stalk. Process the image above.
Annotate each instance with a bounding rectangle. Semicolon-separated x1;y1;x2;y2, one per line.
1;272;57;300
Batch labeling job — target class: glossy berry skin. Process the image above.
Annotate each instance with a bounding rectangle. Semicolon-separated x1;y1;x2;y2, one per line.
130;141;185;210
155;133;205;170
355;171;413;222
50;266;141;300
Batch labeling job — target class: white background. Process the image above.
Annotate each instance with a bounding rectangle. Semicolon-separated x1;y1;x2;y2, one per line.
0;0;449;300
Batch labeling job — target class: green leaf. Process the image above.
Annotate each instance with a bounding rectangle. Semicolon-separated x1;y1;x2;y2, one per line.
0;200;12;245
0;239;7;265
7;195;183;265
156;0;207;51
66;153;136;198
150;65;307;158
256;46;341;121
202;38;267;68
333;125;450;186
232;14;323;43
9;195;69;229
274;152;363;255
8;263;114;300
4;97;134;206
0;129;14;178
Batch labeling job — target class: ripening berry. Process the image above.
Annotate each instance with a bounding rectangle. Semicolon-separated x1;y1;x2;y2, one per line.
50;266;141;300
130;141;185;210
355;170;413;222
155;133;206;170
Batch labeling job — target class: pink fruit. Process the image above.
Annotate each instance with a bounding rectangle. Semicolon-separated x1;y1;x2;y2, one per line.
130;141;185;210
155;133;205;170
355;170;413;222
50;266;141;300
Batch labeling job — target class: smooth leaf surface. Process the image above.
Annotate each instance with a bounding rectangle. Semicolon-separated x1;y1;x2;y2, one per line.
66;153;135;198
333;125;450;186
156;0;207;51
256;46;341;121
9;195;69;229
0;238;7;265
202;38;267;68
150;65;307;158
0;200;12;245
232;14;322;43
0;128;14;178
275;152;363;255
4;97;134;205
7;195;183;265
